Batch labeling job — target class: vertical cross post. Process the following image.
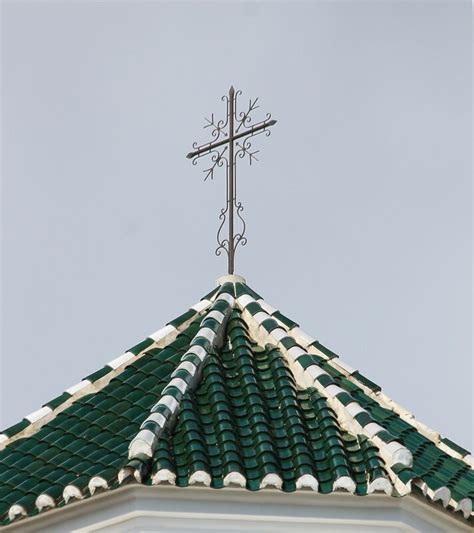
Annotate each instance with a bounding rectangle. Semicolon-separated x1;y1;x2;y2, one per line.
228;86;235;274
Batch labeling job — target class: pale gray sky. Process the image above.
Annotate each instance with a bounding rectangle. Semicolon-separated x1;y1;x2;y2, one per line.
1;1;472;449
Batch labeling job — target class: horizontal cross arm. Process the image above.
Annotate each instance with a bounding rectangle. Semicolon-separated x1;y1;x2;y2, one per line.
186;119;277;159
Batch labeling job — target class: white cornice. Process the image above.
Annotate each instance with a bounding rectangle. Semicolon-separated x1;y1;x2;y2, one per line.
1;485;470;532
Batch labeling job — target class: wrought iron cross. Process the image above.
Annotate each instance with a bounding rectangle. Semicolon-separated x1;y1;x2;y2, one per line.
186;86;276;275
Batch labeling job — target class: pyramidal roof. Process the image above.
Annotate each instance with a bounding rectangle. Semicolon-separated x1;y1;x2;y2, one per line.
0;276;472;527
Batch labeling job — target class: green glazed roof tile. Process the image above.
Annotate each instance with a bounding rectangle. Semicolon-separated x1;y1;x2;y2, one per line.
234;282;261;300
310;341;339;360
83;366;112;383
0;279;472;527
167;309;197;329
3;420;30;438
440;438;470;458
272;311;299;329
44;392;73;411
127;337;155;356
351;371;381;393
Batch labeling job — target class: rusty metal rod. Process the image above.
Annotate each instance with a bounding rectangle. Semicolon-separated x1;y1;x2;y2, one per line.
186;119;276;159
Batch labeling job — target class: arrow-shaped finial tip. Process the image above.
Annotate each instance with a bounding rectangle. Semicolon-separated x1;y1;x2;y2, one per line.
229;85;235;95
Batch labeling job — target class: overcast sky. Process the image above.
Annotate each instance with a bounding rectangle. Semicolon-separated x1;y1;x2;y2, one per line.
1;1;472;449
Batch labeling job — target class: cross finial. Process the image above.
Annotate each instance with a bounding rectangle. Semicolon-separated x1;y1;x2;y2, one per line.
186;86;277;274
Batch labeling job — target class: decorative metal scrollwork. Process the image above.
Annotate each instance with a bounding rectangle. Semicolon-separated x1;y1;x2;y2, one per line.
186;87;277;274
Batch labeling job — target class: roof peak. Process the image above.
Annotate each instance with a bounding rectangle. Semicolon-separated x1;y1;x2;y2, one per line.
216;274;246;285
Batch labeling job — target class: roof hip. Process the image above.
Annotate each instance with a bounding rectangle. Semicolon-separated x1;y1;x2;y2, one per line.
0;279;472;527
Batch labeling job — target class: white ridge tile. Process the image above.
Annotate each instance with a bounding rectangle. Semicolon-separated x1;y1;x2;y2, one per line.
306;365;326;380
258;299;278;315
296;474;318;491
168;378;188;394
455;498;472;519
128;429;156;458
149;324;175;342
152;469;177;485
174;361;196;377
8;505;26;521
346;402;365;417
333;476;356;493
237;294;253;308
63;485;83;503
147;412;167;428
334;359;356;375
325;384;344;398
367;478;392;495
386;442;412;467
271;328;287;342
65;380;91;395
187;345;207;361
206;310;225;323
260;473;282;490
88;476;108;495
288;346;306;360
364;422;384;437
107;352;134;370
35;494;55;511
191;299;211;313
117;467;134;485
292;327;315;346
25;406;52;424
254;311;269;325
189;470;212;486
223;472;246;487
432;487;451;507
195;327;215;342
217;292;234;305
158;395;179;413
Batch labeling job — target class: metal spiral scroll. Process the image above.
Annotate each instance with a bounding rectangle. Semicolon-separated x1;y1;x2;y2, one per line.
186;86;277;274
233;200;247;252
215;164;231;258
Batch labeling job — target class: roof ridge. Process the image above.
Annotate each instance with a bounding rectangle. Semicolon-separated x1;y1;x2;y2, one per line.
235;282;472;469
0;289;218;452
119;282;235;483
235;285;413;497
234;281;473;519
